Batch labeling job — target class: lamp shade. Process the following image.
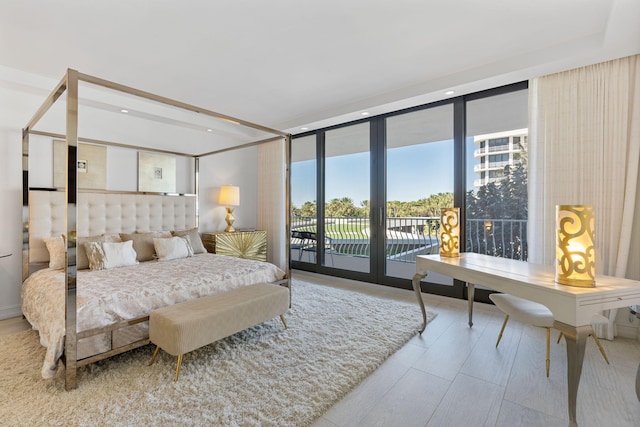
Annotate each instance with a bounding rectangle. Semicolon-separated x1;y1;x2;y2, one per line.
219;185;240;206
555;205;595;287
440;207;460;257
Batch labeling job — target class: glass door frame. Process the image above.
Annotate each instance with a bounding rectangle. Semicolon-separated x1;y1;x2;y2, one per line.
290;81;528;303
373;99;465;299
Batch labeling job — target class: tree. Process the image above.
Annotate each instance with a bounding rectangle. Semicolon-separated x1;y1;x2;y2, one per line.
385;192;454;218
297;200;317;217
465;152;528;259
466;161;527;220
325;197;358;217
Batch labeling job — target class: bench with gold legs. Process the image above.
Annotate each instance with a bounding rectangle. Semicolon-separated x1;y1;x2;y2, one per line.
148;282;289;381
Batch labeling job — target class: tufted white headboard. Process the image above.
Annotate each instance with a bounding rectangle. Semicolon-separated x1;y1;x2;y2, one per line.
29;191;197;263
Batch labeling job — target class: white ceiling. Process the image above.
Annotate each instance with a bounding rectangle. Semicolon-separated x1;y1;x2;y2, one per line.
1;0;639;137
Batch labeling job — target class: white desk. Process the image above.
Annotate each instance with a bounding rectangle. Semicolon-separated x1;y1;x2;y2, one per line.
412;253;640;427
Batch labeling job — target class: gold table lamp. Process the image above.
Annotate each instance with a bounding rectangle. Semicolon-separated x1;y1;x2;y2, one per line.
219;185;240;232
555;204;595;287
440;207;460;257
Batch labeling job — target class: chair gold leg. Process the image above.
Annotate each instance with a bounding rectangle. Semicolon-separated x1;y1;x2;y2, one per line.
591;334;610;365
279;314;288;329
174;354;183;381
545;327;550;378
557;331;563;344
149;345;160;366
496;315;509;348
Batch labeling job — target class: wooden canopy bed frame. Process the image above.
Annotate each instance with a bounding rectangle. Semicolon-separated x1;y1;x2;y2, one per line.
22;69;292;390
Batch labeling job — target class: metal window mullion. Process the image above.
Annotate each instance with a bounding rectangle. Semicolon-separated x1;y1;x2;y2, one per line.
317;131;325;268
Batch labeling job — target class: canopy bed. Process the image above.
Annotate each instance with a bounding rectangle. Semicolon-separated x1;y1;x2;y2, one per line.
21;69;291;390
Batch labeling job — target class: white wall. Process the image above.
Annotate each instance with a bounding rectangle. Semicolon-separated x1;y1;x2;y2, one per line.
26;137;196;194
0;66;258;319
0;127;24;319
198;147;259;233
0;67;53;319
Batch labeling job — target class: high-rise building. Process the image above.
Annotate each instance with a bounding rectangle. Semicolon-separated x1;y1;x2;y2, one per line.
473;128;528;188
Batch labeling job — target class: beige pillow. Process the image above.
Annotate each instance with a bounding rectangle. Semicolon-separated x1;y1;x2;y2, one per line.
171;228;206;254
43;235;66;269
153;236;194;261
86;240;138;271
120;231;171;262
77;234;122;270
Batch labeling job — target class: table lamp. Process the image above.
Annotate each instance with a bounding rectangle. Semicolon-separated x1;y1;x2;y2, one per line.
219;185;240;232
440;207;460;257
555;204;595;287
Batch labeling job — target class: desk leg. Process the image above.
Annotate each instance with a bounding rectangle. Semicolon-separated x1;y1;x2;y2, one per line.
554;321;591;427
412;273;428;334
467;283;475;327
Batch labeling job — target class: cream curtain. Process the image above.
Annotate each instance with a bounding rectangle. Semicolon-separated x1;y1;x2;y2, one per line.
257;138;287;272
528;54;640;339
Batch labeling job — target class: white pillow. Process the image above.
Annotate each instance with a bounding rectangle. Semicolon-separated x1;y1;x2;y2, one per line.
77;234;122;270
43;235;66;269
171;228;207;254
86;240;138;271
153;236;194;261
102;241;139;269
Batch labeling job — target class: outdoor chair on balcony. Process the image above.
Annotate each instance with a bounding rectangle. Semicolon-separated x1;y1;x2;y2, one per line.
291;230;310;262
299;231;335;266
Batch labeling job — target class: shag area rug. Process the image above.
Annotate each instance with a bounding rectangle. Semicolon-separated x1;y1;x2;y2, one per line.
0;279;435;426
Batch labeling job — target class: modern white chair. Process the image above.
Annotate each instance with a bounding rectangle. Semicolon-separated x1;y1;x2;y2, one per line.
489;294;610;378
489;293;555;377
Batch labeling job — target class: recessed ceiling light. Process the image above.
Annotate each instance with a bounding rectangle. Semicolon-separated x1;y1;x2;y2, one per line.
207;128;213;132
120;109;129;113
300;127;309;131
361;112;369;116
445;90;455;95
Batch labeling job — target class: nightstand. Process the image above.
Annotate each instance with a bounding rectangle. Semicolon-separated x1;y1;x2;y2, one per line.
201;231;267;262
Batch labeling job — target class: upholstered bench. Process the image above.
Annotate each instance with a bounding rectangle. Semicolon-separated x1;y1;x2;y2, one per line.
148;282;289;380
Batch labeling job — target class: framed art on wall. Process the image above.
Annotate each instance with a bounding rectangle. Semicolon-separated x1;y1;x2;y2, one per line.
138;152;176;193
53;140;106;190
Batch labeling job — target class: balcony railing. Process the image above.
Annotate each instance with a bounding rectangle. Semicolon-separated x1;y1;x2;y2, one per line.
291;216;528;263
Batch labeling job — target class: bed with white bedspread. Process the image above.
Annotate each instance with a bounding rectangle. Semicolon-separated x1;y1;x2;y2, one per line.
21;70;290;389
23;190;286;382
23;253;285;379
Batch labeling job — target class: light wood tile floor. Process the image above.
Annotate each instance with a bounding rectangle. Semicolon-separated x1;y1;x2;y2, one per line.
295;272;640;427
2;271;639;426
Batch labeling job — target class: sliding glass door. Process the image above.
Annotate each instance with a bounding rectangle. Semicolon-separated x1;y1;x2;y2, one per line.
290;135;316;266
323;123;371;272
291;82;528;299
465;89;529;261
384;105;454;290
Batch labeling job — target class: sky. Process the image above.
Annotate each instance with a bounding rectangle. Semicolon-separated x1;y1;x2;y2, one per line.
291;138;478;207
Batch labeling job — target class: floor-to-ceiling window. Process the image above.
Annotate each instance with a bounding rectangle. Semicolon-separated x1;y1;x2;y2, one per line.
324;123;371;273
290;135;316;266
384;104;455;292
290;82;528;301
465;88;529;261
